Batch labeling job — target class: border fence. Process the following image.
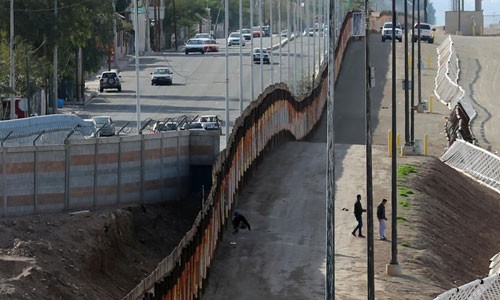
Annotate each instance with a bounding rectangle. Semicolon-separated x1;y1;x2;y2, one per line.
121;11;355;300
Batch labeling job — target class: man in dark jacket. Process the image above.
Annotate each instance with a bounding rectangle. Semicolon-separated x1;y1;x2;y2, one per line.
377;199;388;240
232;211;251;234
351;194;366;238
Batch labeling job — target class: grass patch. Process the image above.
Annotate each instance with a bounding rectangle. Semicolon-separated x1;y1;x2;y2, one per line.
400;242;411;248
397;165;418;177
399;199;410;208
398;187;414;198
397;216;407;223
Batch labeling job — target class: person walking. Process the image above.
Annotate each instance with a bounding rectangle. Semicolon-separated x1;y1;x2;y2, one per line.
351;194;366;238
232;211;251;234
377;199;388;240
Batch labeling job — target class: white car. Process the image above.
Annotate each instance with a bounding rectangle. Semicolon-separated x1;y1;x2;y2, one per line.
151;67;173;85
381;22;402;43
252;48;271;64
227;32;245;46
411;23;435;44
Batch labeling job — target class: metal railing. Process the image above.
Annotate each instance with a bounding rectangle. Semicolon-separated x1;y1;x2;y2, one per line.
441;139;500;194
434;273;500;300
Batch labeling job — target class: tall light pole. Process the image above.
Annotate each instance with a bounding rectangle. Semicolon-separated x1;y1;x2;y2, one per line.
287;0;291;86
326;1;335;300
239;0;244;113
259;0;264;92
404;0;410;145
411;0;415;142
53;0;59;115
294;0;298;95
278;0;282;83
270;0;274;85
225;0;230;138
134;0;142;133
306;0;310;86
251;0;255;101
387;0;402;277
9;0;16;119
365;4;375;300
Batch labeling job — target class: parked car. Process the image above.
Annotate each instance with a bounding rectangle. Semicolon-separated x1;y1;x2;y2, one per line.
97;70;121;92
227;32;245;46
82;118;97;136
196;115;222;126
380;22;402;42
240;28;252;40
151;67;173;85
92;116;115;136
151;120;178;134
201;39;219;52
185;38;207;54
411;22;435;43
252;48;271;64
186;122;205;130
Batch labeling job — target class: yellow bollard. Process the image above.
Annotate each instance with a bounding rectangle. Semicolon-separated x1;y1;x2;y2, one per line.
429;95;434;113
388;129;392;157
424;134;428;156
396;133;401;149
408;53;412;69
428;54;431;69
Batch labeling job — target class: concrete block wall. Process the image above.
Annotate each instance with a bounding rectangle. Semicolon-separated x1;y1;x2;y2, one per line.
0;131;219;216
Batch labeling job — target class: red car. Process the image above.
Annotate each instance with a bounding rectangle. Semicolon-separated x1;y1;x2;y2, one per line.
202;39;219;52
252;28;263;37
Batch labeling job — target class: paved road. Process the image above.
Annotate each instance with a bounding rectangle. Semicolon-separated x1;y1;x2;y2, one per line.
77;35;326;149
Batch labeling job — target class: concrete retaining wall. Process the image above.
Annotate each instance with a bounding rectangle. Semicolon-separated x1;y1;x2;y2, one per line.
0;131;219;216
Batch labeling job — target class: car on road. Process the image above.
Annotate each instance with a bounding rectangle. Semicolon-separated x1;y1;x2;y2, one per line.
411;22;435;44
262;25;271;37
194;33;212;39
151;67;173;85
201;39;219;52
303;28;318;37
185;38;207;54
227;32;245;46
240;29;252;40
252;27;264;37
252;48;271;64
97;70;122;92
82;118;97;137
92;116;115;136
280;29;293;38
381;22;402;43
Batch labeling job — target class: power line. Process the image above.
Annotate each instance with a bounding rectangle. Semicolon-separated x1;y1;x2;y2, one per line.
9;0;97;13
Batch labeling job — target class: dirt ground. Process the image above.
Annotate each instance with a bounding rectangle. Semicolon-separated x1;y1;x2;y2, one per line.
370;155;500;299
0;200;201;300
1;150;498;299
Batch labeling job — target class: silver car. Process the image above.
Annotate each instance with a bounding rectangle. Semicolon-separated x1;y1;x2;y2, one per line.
92;116;115;136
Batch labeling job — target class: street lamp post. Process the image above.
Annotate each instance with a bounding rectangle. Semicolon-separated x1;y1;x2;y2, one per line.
134;0;142;133
9;0;16;120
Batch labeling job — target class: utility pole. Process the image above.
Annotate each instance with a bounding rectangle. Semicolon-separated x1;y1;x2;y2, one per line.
135;0;142;133
53;0;58;114
424;0;428;23
173;0;178;51
113;0;118;67
9;0;16;119
404;0;410;145
365;0;374;298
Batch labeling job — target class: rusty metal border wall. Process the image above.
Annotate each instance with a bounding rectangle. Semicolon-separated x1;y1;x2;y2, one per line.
122;11;355;300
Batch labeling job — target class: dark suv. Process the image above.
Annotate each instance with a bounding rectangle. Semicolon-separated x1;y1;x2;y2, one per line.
98;71;121;92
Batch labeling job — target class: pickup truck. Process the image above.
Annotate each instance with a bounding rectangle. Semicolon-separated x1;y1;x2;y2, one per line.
411;22;435;44
381;22;402;43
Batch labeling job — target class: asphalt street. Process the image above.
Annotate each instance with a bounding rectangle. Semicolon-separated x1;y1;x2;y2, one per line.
78;34;326;150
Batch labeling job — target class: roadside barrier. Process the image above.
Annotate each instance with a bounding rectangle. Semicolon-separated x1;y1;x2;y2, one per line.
436;36;500;300
122;11;355;300
441;139;500;194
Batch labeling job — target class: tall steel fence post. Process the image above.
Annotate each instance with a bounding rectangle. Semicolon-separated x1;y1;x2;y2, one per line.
33;131;44;213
